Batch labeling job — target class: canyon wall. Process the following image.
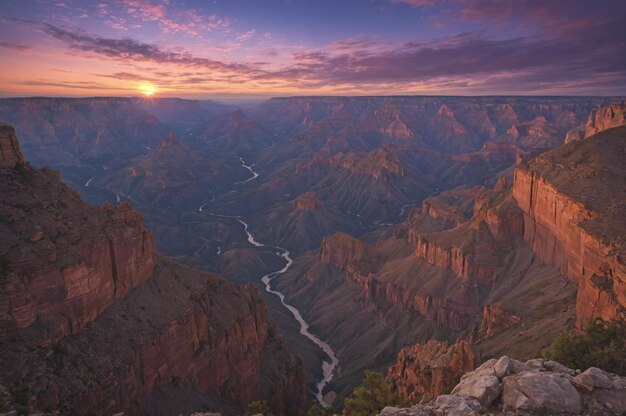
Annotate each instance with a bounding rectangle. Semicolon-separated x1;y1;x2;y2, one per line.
0;124;24;168
319;232;480;330
584;102;626;138
565;102;626;143
0;126;307;415
410;180;524;284
512;126;626;328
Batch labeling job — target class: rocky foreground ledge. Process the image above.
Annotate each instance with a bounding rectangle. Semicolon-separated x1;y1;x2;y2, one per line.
379;357;626;416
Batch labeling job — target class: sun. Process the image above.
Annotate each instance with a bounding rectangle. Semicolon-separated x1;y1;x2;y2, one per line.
139;82;157;97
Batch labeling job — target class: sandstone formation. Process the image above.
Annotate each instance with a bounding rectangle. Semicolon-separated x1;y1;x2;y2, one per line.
512;125;626;328
0;124;24;168
387;340;479;402
584;102;626;138
320;232;381;275
411;178;524;283
565;102;626;144
295;192;325;211
379;357;626;415
478;303;520;338
0;128;307;416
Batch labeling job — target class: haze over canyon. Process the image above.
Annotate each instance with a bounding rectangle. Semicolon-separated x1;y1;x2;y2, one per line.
0;1;625;416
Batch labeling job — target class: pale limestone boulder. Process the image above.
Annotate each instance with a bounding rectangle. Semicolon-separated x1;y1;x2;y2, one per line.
434;395;481;416
574;367;614;390
460;359;497;381
502;372;581;414
451;374;500;407
493;356;528;379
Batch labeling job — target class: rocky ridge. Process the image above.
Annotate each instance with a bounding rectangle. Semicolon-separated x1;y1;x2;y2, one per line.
0;124;24;168
512;125;626;328
565;102;626;143
0;126;306;415
379;357;626;415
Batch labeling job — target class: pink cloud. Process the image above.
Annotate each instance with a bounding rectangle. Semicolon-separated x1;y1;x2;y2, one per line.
119;0;230;36
389;0;437;7
237;29;256;42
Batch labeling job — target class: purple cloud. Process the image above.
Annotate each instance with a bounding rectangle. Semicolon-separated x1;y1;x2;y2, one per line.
40;23;255;74
0;42;31;51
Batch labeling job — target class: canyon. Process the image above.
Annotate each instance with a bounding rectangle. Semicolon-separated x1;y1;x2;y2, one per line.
0;97;624;414
0;124;306;415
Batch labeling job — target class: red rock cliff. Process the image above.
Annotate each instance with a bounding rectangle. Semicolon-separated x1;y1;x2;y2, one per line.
295;192;325;211
387;339;479;403
319;232;479;331
411;179;523;283
512;126;626;328
0;128;307;415
584;102;626;138
320;232;381;275
0;124;25;168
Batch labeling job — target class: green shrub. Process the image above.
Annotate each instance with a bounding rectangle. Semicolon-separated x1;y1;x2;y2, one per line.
542;319;626;375
343;370;409;416
244;400;273;416
12;384;29;406
306;404;335;416
16;404;30;416
0;256;12;280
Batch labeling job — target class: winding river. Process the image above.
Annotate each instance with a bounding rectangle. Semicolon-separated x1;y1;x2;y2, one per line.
237;156;260;183
199;208;339;406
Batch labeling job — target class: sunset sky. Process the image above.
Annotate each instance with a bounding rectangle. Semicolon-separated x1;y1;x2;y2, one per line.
1;0;625;100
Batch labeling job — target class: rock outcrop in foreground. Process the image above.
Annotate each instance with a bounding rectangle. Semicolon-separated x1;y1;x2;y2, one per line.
380;357;626;415
387;340;479;403
0;126;306;415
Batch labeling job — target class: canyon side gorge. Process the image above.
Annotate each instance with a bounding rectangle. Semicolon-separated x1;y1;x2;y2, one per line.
0;97;624;415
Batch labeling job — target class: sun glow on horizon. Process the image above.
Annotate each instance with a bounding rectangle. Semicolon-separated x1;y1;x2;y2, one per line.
139;82;157;97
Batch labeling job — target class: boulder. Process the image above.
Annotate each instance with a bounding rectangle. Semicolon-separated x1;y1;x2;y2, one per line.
451;374;500;407
575;367;614;390
493;356;528;379
502;372;581;414
434;395;481;416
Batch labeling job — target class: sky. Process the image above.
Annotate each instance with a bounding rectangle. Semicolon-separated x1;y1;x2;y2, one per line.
0;0;625;100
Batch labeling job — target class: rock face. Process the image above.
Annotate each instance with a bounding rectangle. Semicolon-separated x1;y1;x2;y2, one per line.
0;124;24;168
379;357;626;415
478;303;520;337
0;128;307;416
512;126;626;328
411;178;524;283
584;102;626;138
0;97;169;166
320;232;382;275
302;146;405;181
295;192;325;211
387;340;479;402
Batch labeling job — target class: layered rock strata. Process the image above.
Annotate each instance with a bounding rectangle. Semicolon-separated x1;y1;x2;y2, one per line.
0;127;307;415
512;126;626;328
